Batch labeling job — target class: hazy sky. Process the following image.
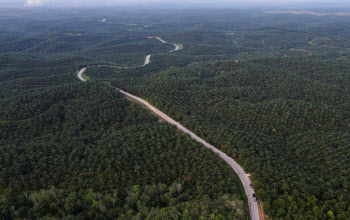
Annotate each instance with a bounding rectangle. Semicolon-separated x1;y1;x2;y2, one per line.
2;0;350;7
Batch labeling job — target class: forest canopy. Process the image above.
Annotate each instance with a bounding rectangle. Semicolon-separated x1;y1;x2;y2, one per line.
1;7;350;219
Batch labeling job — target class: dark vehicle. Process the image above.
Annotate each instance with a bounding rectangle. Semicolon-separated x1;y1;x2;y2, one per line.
253;194;256;198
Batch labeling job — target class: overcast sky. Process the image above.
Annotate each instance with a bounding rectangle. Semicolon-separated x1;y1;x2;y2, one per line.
2;0;350;7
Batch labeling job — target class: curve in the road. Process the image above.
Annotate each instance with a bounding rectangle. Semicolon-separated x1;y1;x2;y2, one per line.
77;67;87;82
117;88;260;220
94;37;178;70
76;37;259;220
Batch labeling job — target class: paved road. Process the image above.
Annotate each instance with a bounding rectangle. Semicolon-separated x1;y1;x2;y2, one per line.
76;37;259;219
117;88;260;220
77;67;87;82
143;54;152;66
154;37;179;53
170;44;179;53
98;54;151;69
155;37;167;43
94;37;179;70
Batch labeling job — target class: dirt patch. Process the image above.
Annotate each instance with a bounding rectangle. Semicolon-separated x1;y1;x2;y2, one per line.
258;201;269;220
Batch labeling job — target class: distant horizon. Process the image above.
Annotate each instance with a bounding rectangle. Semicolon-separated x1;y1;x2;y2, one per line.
2;6;350;12
1;0;350;9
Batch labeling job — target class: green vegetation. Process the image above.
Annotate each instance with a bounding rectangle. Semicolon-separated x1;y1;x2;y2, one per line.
81;71;91;81
0;83;247;219
1;7;350;219
1;186;245;219
175;44;184;50
113;58;350;219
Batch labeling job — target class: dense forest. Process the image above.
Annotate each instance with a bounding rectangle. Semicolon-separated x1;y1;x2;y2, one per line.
0;83;247;219
1;7;350;219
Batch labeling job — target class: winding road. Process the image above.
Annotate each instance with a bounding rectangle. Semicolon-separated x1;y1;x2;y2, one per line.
154;37;179;52
76;37;260;220
97;37;179;69
77;67;87;82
